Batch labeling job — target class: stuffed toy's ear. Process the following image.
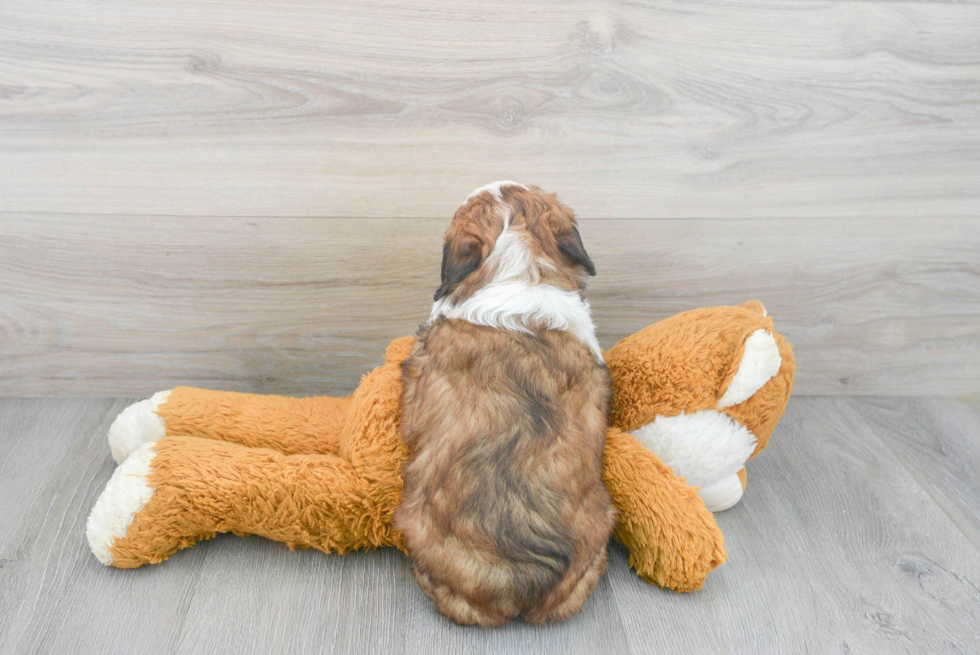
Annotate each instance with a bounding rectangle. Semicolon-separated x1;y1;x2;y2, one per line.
741;299;767;316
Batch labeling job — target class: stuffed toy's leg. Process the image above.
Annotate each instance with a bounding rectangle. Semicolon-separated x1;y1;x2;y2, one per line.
603;428;726;591
88;427;727;590
86;436;398;568
108;387;350;464
91;337;412;569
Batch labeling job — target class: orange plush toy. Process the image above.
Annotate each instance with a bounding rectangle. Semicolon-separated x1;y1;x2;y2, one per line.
87;301;793;593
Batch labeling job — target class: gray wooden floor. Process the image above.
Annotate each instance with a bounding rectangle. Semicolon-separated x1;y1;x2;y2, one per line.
1;397;979;654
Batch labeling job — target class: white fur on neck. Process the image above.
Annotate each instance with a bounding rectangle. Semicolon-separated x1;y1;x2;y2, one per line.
431;221;601;360
431;283;601;359
465;180;528;202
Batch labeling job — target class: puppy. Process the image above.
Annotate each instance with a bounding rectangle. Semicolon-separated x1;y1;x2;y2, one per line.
394;182;616;626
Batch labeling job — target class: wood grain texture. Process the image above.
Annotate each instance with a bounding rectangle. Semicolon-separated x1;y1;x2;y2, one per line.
855;397;980;553
609;396;980;655
1;0;978;219
2;397;980;653
1;215;977;397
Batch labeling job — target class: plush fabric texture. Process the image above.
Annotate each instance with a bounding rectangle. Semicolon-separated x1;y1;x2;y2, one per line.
111;337;414;568
605;300;795;459
95;304;794;593
601;427;727;591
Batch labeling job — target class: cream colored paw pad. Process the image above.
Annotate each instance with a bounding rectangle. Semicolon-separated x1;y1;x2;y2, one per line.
86;442;157;565
108;390;171;464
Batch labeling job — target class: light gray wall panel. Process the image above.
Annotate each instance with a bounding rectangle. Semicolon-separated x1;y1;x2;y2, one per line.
1;215;975;396
0;0;977;218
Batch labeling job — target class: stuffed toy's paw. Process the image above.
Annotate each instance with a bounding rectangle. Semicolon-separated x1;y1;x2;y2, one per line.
87;441;158;565
107;391;170;464
603;428;726;590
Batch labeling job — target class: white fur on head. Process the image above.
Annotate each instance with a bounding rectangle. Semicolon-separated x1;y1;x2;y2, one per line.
432;190;601;360
482;222;550;285
465;180;528;202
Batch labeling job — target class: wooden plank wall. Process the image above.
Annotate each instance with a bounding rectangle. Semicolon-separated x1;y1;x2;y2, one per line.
1;0;978;396
2;215;977;397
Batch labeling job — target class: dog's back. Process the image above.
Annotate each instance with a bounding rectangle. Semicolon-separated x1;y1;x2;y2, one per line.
396;319;615;626
395;182;615;625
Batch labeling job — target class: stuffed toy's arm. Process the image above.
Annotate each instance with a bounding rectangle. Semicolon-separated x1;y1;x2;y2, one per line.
87;435;399;568
107;387;351;464
603;427;726;592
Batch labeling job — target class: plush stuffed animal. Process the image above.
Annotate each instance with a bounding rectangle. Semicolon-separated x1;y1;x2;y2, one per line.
87;301;793;593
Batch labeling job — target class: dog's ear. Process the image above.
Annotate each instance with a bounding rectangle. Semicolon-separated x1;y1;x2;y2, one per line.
434;238;483;301
556;225;596;277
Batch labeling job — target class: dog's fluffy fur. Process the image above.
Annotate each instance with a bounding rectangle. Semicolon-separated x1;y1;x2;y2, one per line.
394;183;616;626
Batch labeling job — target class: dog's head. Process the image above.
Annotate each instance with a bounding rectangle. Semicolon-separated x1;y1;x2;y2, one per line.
434;182;595;304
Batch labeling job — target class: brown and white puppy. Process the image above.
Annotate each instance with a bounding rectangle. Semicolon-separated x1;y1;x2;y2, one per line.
394;182;616;626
